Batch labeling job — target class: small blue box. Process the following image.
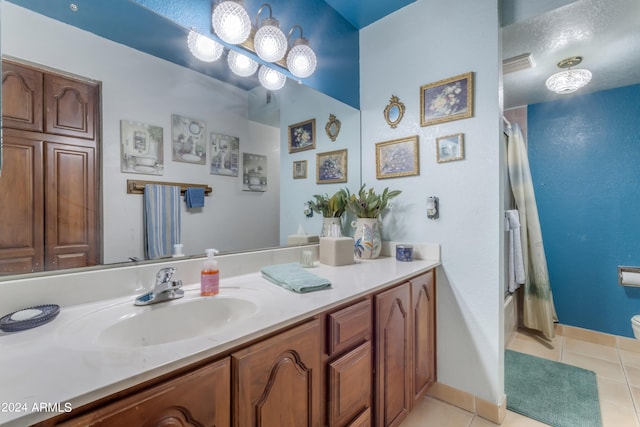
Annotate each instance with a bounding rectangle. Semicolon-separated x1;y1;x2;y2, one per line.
396;245;413;262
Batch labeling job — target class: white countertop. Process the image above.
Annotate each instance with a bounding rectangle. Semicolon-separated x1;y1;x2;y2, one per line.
0;256;438;426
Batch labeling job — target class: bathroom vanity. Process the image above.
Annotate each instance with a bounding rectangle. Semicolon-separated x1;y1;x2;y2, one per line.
0;247;439;427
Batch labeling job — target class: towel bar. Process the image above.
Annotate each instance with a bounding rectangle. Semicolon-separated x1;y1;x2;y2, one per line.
127;179;213;196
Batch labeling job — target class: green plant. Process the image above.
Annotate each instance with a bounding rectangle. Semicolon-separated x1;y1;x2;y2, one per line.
308;191;347;218
344;184;401;218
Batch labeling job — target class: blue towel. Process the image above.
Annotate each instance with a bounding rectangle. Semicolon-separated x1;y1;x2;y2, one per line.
144;184;181;259
185;187;205;208
261;263;331;293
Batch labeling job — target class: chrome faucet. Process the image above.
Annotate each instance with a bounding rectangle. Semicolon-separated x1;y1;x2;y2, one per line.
134;267;184;306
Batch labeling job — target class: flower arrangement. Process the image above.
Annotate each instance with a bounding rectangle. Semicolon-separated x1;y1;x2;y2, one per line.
308;191;347;218
344;184;401;218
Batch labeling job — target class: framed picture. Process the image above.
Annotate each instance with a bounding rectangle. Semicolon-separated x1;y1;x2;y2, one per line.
171;114;206;164
375;136;420;179
420;72;473;127
436;133;465;163
210;132;239;176
316;149;347;184
293;160;308;179
242;153;267;192
120;120;164;175
288;118;316;153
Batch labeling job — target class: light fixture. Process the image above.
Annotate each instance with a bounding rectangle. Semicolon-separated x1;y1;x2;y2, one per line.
286;25;317;79
258;65;286;90
227;50;259;77
253;4;288;62
545;56;592;94
187;29;224;62
212;0;252;45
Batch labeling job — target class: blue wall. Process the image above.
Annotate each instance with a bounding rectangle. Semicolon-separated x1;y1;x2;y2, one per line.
528;84;640;337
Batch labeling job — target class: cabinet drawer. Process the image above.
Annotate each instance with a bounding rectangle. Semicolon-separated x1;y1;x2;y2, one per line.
327;298;372;356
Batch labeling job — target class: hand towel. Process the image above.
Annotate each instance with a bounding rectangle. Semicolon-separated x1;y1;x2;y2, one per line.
185;187;205;208
261;263;331;293
505;209;525;292
144;184;181;259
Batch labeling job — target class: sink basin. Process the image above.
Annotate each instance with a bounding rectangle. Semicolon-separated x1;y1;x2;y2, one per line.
57;291;259;348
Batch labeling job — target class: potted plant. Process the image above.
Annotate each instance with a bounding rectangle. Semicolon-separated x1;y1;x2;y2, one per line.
344;185;401;259
308;191;347;237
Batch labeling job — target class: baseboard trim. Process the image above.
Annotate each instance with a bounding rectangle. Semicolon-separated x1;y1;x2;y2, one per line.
426;382;507;424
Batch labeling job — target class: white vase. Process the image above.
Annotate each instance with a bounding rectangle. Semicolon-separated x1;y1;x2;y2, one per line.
351;218;381;259
321;217;343;237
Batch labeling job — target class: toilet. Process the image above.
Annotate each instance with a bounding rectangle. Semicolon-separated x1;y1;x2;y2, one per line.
632;315;640;339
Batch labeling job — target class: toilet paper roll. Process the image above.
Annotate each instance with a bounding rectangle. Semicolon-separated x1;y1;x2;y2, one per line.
621;271;640;287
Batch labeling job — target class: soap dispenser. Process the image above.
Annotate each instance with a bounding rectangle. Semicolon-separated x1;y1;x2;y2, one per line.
201;248;219;296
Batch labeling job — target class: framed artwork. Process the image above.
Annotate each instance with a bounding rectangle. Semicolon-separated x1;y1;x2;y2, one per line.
120;120;164;175
288;118;316;153
316;149;347;184
420;72;473;127
293;160;308;179
375;136;420;179
242;153;267;192
210;132;239;176
171;114;207;164
436;133;465;163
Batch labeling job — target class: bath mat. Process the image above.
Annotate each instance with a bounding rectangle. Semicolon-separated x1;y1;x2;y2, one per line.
505;350;602;427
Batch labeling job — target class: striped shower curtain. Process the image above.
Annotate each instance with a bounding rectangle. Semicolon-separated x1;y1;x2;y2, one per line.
144;184;182;259
508;123;558;339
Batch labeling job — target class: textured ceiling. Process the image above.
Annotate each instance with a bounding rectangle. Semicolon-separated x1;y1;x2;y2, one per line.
503;0;640;109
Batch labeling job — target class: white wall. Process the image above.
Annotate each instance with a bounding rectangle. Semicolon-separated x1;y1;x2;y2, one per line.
279;82;361;242
2;3;280;263
360;0;504;404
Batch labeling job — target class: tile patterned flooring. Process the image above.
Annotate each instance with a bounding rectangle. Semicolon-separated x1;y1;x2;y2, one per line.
401;328;640;426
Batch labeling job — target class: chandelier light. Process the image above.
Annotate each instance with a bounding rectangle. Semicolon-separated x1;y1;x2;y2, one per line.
227;50;259;77
212;0;252;44
253;4;288;62
545;56;592;94
258;65;286;91
286;25;317;79
187;29;224;62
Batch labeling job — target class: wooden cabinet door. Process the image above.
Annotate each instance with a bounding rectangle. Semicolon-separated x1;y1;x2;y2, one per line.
411;271;436;402
375;283;411;427
2;61;44;132
328;341;372;427
232;319;321;427
0;135;44;274
59;357;231;427
44;74;97;140
44;142;98;270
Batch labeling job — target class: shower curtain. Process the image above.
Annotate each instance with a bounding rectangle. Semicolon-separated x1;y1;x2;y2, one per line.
507;123;557;339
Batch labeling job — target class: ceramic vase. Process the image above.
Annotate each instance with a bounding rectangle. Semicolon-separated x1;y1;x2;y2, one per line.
321;217;343;237
352;218;381;259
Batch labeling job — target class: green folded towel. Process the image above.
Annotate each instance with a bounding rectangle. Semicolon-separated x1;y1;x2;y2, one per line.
261;263;331;293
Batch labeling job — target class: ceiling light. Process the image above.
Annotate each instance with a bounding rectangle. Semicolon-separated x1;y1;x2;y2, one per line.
212;0;252;45
253;4;287;62
286;25;317;79
227;50;259;77
187;29;224;62
258;65;286;90
545;56;592;94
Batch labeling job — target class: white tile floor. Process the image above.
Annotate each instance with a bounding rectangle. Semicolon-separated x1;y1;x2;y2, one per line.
401;329;640;426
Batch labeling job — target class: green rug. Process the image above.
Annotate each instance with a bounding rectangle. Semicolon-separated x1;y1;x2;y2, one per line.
505;350;602;427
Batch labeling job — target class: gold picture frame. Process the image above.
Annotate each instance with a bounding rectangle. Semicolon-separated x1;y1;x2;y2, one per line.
288;118;316;153
375;136;420;179
436;133;465;163
316;149;348;184
420;72;473;127
293;160;308;179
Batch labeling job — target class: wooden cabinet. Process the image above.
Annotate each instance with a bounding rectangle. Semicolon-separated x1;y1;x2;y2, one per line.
411;271;436;402
375;283;412;427
1;60;99;274
58;357;231;427
232;318;322;427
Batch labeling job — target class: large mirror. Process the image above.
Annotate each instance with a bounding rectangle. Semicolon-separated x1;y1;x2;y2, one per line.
0;0;361;279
